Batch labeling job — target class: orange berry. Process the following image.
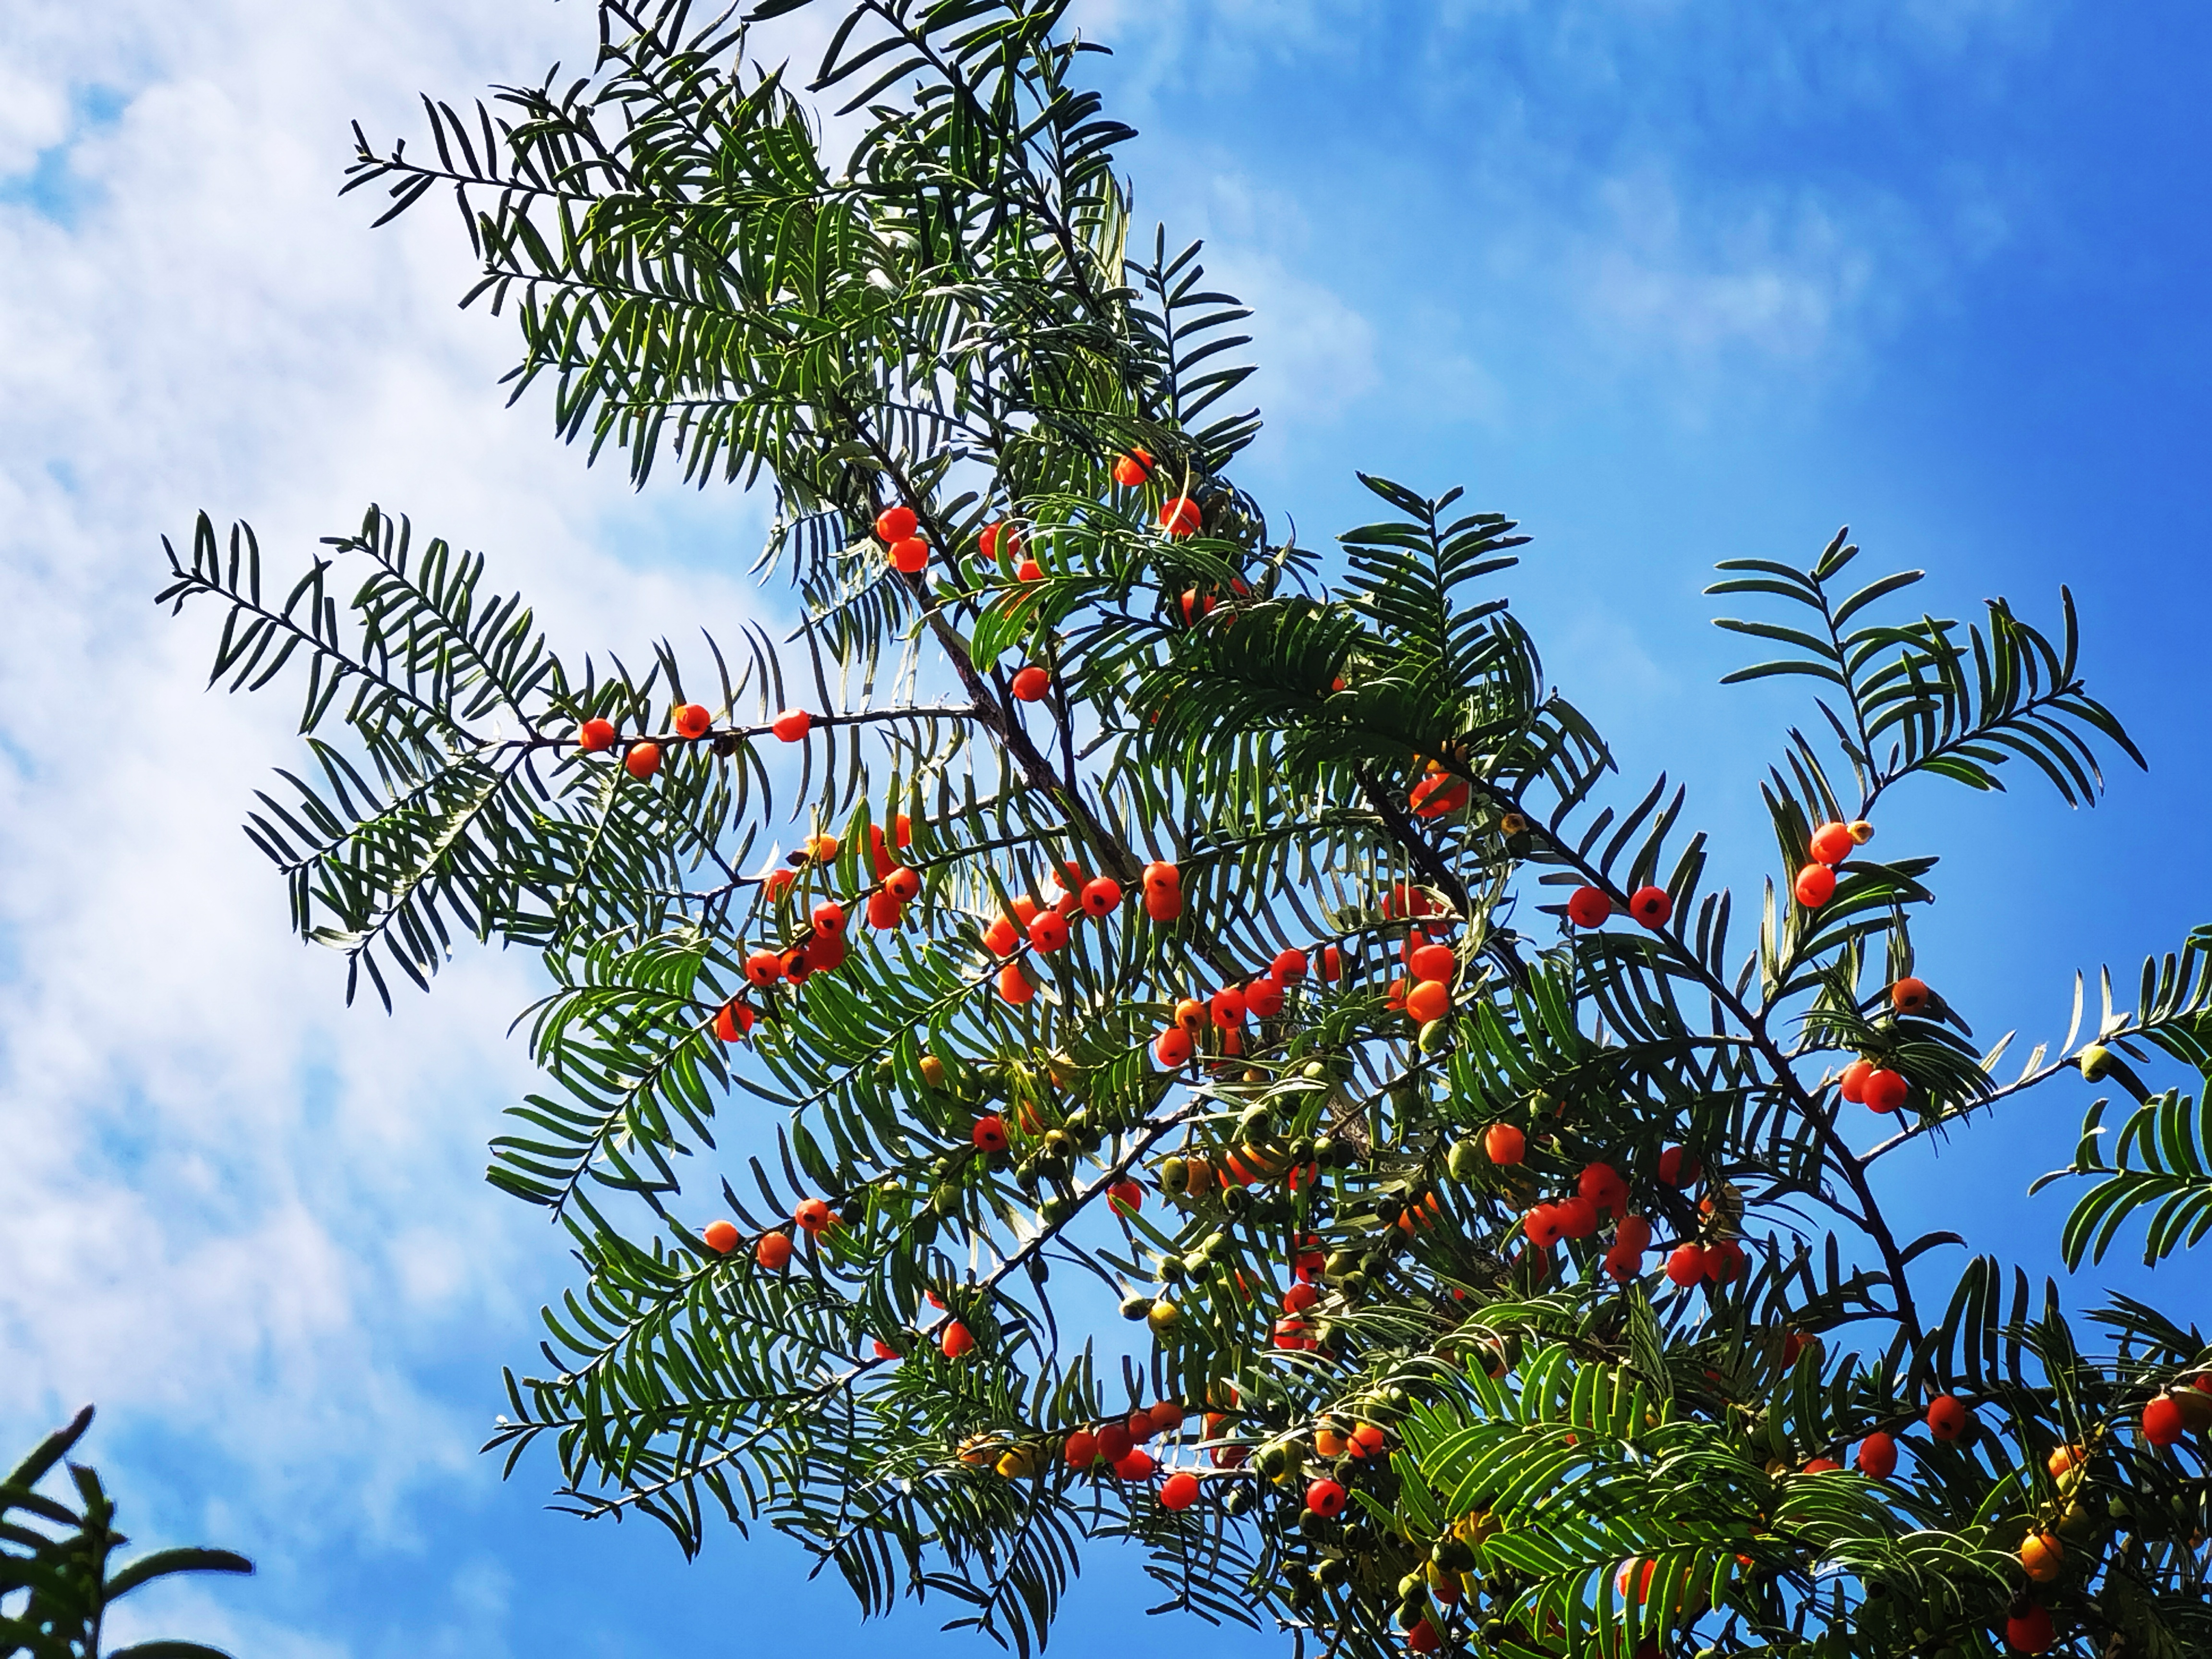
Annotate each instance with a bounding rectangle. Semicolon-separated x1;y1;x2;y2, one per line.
795;1198;831;1235
1409;942;1455;982
1839;1058;1874;1102
1153;1028;1193;1068
771;709;812;742
982;914;1020;956
713;1000;753;1043
1159;1470;1200;1510
744;951;784;988
874;505;918;542
624;742;662;780
673;703;711;739
1027;911;1070;953
1079;876;1121;915
1159;495;1202;537
1891;976;1932;1014
1863;1068;1909;1113
756;1231;793;1271
812;900;847;937
997;962;1035;1004
1111;447;1154;487
1406;979;1450;1023
702;1219;739;1254
1016;558;1043;582
866;889;905;931
2047;1443;2085;1479
1142;859;1180;892
889;536;929;574
2019;1531;2062;1583
577;717;617;751
1484;1123;1526;1166
1010;665;1051;701
884;865;921;903
1809;821;1855;865
1794;863;1837;908
940;1320;974;1358
1210;986;1247;1028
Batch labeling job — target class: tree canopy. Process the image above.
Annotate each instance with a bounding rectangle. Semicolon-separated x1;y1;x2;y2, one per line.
162;3;2212;1655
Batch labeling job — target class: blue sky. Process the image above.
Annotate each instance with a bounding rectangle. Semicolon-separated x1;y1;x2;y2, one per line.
1;1;2207;1654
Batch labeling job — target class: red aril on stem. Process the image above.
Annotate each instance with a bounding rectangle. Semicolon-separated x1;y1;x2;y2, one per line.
885;866;921;902
1794;863;1837;908
756;1231;793;1271
1857;1431;1899;1479
972;1116;1009;1153
674;703;711;739
1063;1430;1097;1467
1272;947;1308;982
1142;859;1180;892
802;931;845;973
1144;886;1182;922
624;742;662;780
744;951;784;988
1566;885;1611;928
1657;1145;1700;1187
1111;448;1153;487
812;900;847;937
1803;1457;1842;1474
713;1000;754;1043
1809;821;1855;865
578;718;617;751
1304;1478;1346;1518
982;914;1019;956
1839;1059;1873;1102
1407;979;1450;1022
998;962;1035;1004
866;890;905;930
1107;1179;1142;1216
2004;1603;2056;1655
874;505;917;542
940;1321;974;1358
1926;1394;1969;1441
1017;557;1043;582
1406;1620;1440;1655
1863;1068;1909;1113
1153;1027;1194;1068
1113;1448;1154;1480
1555;1196;1598;1239
781;946;815;984
2142;1395;2185;1447
795;1198;831;1236
1210;986;1246;1027
771;709;812;742
1159;1470;1200;1511
1892;976;1932;1013
889;536;929;574
702;1219;739;1254
1028;911;1070;953
1578;1162;1626;1215
1409;942;1455;982
1629;885;1672;928
1011;665;1050;701
1079;876;1121;916
1704;1239;1746;1283
1484;1123;1526;1166
1244;977;1284;1019
1525;1204;1566;1249
1665;1244;1708;1287
1159;496;1202;537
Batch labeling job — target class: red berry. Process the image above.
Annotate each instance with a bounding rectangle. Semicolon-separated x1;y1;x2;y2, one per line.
2143;1394;2186;1447
872;1340;900;1360
781;946;814;984
1406;979;1450;1023
1153;1028;1194;1068
1628;885;1672;928
1108;1179;1142;1216
1656;1145;1700;1187
756;1231;793;1271
1016;557;1043;582
1406;1620;1440;1655
1283;1281;1319;1314
1794;863;1837;908
940;1320;974;1358
1010;665;1051;702
1665;1244;1707;1287
1159;1470;1200;1510
1525;1204;1566;1249
1566;885;1610;928
1111;447;1154;487
1159;495;1202;537
744;951;784;988
885;866;922;903
1095;1422;1134;1463
1863;1068;1909;1113
1063;1430;1098;1467
874;505;918;542
1555;1196;1598;1240
866;890;905;931
1409;942;1455;982
1028;911;1070;953
972;1116;1009;1153
1079;876;1122;916
1272;948;1308;982
1113;1448;1155;1480
997;962;1035;1004
1809;821;1855;865
673;703;711;739
979;520;1021;562
1244;977;1285;1019
1143;886;1183;923
624;742;662;780
1322;944;1342;980
1613;1215;1654;1256
1142;859;1180;892
812;900;847;937
1703;1239;1745;1283
1304;1478;1346;1518
1925;1394;1969;1441
1578;1162;1626;1215
981;914;1019;956
763;869;796;902
808;933;848;973
1803;1457;1841;1473
577;717;617;752
712;999;753;1043
1210;986;1247;1027
1891;976;1931;1014
702;1219;739;1254
795;1198;831;1235
1856;1431;1898;1479
2004;1603;2056;1654
771;709;812;743
889;536;929;574
1839;1059;1873;1102
1484;1123;1526;1166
